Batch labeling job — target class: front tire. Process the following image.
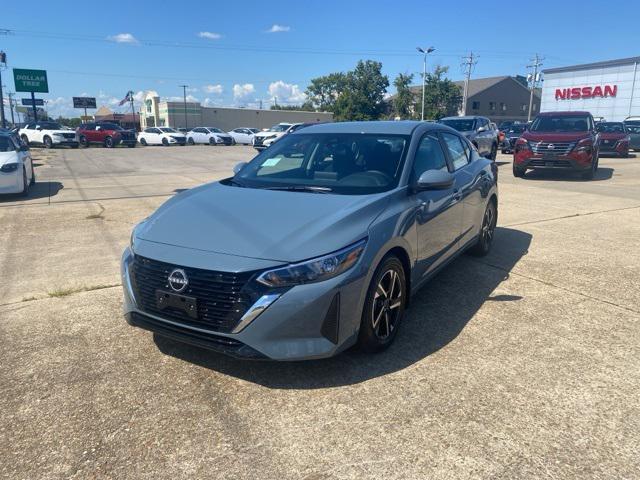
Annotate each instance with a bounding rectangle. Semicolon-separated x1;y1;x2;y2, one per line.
489;143;497;161
104;136;114;148
43;136;53;149
209;137;216;146
187;137;195;145
20;167;29;196
357;256;406;353
162;138;169;146
468;200;497;257
513;163;526;178
140;138;147;146
79;136;89;148
581;154;598;180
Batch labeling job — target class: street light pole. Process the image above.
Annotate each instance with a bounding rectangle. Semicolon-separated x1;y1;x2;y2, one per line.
179;84;188;129
0;51;7;129
416;47;435;121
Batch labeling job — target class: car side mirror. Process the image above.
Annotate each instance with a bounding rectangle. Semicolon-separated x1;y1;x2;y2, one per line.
414;170;455;192
36;126;42;131
477;125;487;133
233;162;247;175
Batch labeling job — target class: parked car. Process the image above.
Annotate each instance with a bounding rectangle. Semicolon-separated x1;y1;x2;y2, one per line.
177;128;188;134
228;127;259;145
122;120;498;360
137;127;186;146
438;116;498;160
252;123;296;150
186;127;234;146
500;124;527;154
596;122;630;157
513;111;599;180
77;122;137;148
18;121;79;149
623;116;640;152
0;127;26;147
0;132;34;196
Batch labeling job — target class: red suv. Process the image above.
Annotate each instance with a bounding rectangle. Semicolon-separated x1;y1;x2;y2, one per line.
513;111;599;180
77;122;137;148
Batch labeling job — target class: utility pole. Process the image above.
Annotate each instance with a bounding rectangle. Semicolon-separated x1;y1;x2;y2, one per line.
526;54;544;122
0;51;7;128
7;91;15;125
179;84;188;129
460;51;478;116
416;46;435;121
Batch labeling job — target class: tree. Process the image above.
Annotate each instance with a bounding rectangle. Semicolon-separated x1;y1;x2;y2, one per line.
421;66;462;120
270;103;314;111
334;60;389;121
305;60;389;121
392;73;415;119
305;72;347;112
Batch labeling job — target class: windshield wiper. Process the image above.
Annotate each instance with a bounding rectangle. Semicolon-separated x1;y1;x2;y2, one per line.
229;178;247;188
263;185;332;194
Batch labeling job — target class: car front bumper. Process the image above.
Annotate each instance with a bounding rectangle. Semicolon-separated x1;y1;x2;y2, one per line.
514;150;593;171
121;243;369;361
0;169;23;194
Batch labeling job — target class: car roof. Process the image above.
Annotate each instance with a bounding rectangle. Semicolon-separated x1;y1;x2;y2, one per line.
296;120;432;135
536;111;591;117
440;116;487;121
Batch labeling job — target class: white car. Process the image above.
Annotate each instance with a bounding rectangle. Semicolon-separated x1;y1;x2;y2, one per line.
137;127;187;146
19;121;79;149
0;133;34;195
228;127;259;145
253;123;308;150
186;127;234;146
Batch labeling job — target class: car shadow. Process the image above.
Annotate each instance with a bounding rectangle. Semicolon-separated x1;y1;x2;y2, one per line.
154;226;532;389
523;167;613;182
0;181;63;202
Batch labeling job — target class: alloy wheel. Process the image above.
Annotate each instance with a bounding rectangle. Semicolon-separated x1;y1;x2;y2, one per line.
481;203;496;249
371;269;403;340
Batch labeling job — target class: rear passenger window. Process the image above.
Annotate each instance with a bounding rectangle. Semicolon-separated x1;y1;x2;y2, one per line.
441;133;469;170
413;134;448;178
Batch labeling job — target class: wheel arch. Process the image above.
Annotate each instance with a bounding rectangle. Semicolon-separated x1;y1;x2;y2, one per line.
378;245;412;308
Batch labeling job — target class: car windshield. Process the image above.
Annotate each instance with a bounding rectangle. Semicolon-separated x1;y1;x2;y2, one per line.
596;122;625;133
440;119;475;132
530;115;591;132
159;128;177;133
269;124;291;132
99;123;123;130
233;133;409;195
39;122;62;130
207;128;224;133
508;125;526;134
624;121;640;133
0;136;15;152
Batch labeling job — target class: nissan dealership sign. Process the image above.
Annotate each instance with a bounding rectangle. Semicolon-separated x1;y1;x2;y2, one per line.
555;85;618;100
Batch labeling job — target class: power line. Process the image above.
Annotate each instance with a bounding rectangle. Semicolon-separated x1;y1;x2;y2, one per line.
460;51;478;114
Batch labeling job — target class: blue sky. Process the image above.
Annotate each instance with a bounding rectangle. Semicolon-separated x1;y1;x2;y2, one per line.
1;0;639;118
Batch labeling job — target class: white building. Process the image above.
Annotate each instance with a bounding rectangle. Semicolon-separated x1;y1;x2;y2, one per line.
541;56;640;121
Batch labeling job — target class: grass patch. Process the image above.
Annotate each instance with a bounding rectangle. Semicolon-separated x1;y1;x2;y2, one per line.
47;283;120;298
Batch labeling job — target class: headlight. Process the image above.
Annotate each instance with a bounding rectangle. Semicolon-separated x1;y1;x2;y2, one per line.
514;138;530;152
53;133;64;137
257;239;367;288
0;163;19;173
130;219;148;251
573;138;593;153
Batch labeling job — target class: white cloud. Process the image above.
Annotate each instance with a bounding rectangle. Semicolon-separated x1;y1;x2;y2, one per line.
132;90;146;102
108;97;121;106
266;24;290;33
268;80;306;104
198;31;222;40
186;87;198;93
204;84;223;94
165;94;199;102
233;83;255;103
107;33;139;44
203;98;216;107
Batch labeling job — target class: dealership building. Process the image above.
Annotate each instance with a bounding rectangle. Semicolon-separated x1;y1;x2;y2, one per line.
139;91;333;131
540;56;640;121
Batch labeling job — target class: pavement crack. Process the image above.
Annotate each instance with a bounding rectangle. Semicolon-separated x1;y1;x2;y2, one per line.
503;204;640;228
472;258;640;315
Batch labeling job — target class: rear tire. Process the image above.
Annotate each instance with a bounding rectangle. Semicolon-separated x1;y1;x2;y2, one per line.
357;256;406;353
468;200;497;257
140;138;147;146
513;163;526;178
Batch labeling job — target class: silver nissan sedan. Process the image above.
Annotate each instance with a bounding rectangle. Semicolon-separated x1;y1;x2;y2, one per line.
121;121;498;360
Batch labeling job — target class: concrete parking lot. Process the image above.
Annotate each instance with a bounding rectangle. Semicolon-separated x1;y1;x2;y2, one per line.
1;145;639;479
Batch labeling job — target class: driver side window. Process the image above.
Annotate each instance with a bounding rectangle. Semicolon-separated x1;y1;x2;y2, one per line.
412;133;449;179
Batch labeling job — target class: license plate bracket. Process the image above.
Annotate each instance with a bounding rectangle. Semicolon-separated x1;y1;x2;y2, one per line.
155;290;198;319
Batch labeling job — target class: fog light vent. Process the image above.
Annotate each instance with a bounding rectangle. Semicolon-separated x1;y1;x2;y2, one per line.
320;293;340;344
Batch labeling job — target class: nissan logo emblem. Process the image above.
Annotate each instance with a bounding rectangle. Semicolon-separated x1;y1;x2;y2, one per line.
167;268;188;293
547;144;555;150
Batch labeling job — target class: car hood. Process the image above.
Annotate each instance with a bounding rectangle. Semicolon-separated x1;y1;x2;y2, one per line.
137;182;389;263
165;132;185;138
0;151;19;166
598;132;627;140
254;131;284;138
213;133;231;138
522;131;591;143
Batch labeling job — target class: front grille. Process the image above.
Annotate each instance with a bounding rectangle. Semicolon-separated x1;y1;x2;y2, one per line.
130;255;259;333
253;137;264;145
221;137;233;145
121;132;135;140
531;141;575;155
529;159;573;168
62;133;76;139
171;136;186;144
